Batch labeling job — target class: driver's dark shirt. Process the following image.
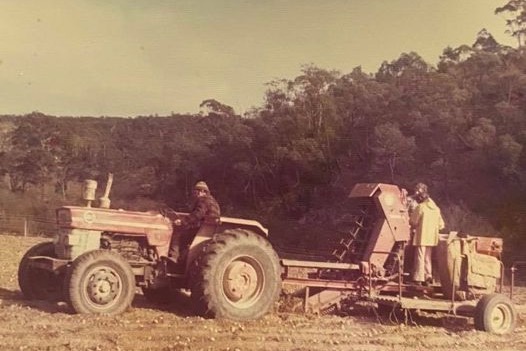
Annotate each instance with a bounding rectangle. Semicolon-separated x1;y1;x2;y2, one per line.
182;194;221;228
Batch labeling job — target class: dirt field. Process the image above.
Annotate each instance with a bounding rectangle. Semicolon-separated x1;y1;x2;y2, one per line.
0;235;525;351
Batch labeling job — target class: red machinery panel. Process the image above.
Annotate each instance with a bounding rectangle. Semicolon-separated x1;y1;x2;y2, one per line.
346;183;411;273
57;206;173;247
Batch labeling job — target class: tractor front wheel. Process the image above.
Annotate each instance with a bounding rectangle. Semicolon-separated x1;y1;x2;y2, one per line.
64;250;135;314
191;229;281;320
474;293;517;334
18;241;64;301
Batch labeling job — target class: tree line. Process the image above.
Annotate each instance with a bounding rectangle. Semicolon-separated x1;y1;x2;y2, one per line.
0;2;526;258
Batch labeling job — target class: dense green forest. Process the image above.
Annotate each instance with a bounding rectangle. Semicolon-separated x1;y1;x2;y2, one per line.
1;2;526;258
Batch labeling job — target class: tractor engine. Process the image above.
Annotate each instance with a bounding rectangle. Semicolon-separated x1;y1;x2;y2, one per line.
53;176;173;262
436;232;503;299
55;206;173;261
100;233;157;262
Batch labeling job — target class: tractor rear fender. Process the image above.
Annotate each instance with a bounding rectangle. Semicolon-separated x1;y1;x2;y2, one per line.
216;217;269;237
185;217;269;270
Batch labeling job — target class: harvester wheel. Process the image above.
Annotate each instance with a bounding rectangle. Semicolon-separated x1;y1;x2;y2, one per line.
64;250;135;314
474;293;516;334
18;241;64;301
190;229;281;320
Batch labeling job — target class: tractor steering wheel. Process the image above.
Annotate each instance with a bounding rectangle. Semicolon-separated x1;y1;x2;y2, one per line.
159;207;181;221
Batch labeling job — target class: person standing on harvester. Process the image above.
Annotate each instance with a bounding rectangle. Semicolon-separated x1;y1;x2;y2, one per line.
409;182;445;285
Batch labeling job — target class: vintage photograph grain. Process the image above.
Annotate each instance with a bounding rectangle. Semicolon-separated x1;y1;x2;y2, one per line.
1;1;526;350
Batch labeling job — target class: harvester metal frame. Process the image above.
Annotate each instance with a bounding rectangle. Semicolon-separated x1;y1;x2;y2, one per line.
279;182;517;334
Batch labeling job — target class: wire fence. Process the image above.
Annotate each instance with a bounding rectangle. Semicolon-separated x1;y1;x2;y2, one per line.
0;215;56;237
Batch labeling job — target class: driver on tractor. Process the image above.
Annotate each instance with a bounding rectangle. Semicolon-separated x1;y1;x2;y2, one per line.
169;181;221;261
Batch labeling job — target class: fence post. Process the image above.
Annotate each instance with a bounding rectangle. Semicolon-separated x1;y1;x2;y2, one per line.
23;218;28;237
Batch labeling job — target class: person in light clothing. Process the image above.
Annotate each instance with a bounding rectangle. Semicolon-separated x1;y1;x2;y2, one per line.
409;183;445;285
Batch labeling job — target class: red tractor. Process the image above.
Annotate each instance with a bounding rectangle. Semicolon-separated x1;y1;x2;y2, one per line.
18;177;282;320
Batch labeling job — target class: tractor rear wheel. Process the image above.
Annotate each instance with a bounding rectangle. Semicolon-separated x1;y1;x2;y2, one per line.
474;293;516;334
64;250;135;314
190;229;281;320
18;241;64;301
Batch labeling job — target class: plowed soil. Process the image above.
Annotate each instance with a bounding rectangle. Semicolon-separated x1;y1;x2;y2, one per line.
0;235;524;351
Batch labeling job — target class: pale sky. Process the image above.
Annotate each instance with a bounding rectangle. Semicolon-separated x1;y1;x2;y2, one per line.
0;0;516;117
